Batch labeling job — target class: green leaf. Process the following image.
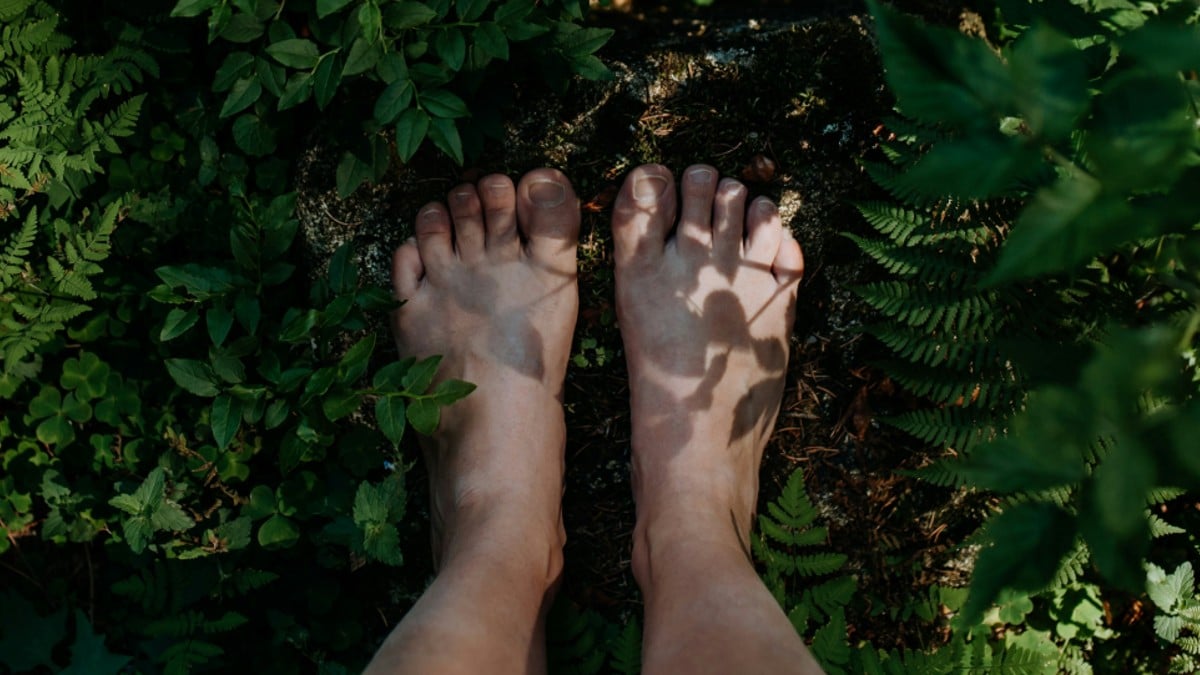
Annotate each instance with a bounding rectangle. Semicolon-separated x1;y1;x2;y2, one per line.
213;52;255;92
376;396;406;445
891;134;1041;199
473;23;509;61
343;37;382;76
264;399;289;429
432;28;467;71
165;359;221;397
171;0;217;18
219;12;264;42
316;0;353;18
279;308;320;342
338;333;375;383
376;51;410;83
336;151;375;198
58;611;131;675
257;514;300;548
1082;439;1154;588
207;305;235;346
402;355;440;393
456;0;489;21
243;485;277;519
428;116;464;164
867;0;1010;128
313;54;342;109
395;107;430;162
328;242;359;294
1085;71;1194;191
232;114;278;156
363;523;404;565
211;395;243;450
429;378;475;405
421;89;468;118
1008;23;1089;141
495;0;534;23
277;71;314;110
961;502;1076;624
384;1;438;29
358;2;383;40
0;593;67;672
373;358;415;389
1148;562;1194;613
322;390;362;420
561;26;612;59
265;39;320;68
161;308;199;341
374;79;414;125
406;397;439;435
60;352;111;400
219;76;262;118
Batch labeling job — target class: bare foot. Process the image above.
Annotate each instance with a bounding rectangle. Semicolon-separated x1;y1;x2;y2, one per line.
611;164;803;580
390;169;580;581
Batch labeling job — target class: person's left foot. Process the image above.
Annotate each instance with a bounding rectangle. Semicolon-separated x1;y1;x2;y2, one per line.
390;169;580;580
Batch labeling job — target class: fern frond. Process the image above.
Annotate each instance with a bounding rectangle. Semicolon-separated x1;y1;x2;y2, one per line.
886;406;999;452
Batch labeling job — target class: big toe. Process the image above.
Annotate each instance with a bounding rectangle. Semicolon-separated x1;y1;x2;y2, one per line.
612;164;675;269
515;168;580;273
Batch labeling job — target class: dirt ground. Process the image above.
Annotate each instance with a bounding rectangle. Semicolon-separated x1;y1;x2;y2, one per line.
296;0;990;649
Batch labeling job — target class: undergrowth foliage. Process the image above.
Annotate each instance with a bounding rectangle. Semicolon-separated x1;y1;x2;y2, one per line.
853;0;1200;670
0;0;603;672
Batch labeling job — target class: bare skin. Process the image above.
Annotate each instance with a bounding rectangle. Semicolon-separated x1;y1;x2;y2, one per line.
612;164;823;674
365;169;580;675
367;164;821;674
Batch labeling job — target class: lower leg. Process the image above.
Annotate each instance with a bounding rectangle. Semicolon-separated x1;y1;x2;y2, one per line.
612;164;821;674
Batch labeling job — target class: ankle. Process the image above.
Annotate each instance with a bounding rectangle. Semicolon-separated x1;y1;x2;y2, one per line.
631;505;754;593
440;498;566;593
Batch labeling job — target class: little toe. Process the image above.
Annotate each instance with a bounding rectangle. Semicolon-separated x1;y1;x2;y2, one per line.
515;168;580;273
415;202;454;273
478;174;519;257
392;238;424;301
448;184;486;262
677;164;718;251
712;178;748;259
745;197;784;268
612;164;676;268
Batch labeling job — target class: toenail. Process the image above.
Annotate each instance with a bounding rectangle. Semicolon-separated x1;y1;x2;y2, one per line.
483;180;508;196
634;175;669;202
453;191;472;204
687;167;715;185
529;179;566;207
756;198;776;212
420;207;443;220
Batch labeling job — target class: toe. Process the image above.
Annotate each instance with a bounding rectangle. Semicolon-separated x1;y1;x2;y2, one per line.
415;202;454;273
478;173;519;257
677;164;717;251
448;184;486;262
516;168;580;273
392;238;424;301
612;164;676;268
745;197;783;267
712;178;748;259
773;229;805;285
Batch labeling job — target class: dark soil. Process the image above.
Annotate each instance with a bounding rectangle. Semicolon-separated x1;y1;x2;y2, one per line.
295;0;991;652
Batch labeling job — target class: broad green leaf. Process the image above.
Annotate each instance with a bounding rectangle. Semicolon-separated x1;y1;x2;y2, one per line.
432;28;466;71
338;333;375;383
265;39;320;69
343;37;382;76
1081;439;1154;588
1085;72;1194;191
363;523;404;565
429;378;475;406
867;0;1010;128
572;54;611;80
303;366;338;402
402;355;440;393
160;307;199;341
264;399;289;429
473;23;509;61
215;517;253;550
316;0;353;18
376;51;410;83
1148;562;1194;613
277;71;313;110
374;79;414;124
428;116;464;164
58;611;131;675
1008;23;1089;141
219;12;264;42
1121;22;1200;73
384;1;438;29
155;263;237;295
358;2;383;40
0;593;66;672
211;394;242;450
150;502;193;532
373;358;415;389
406;397;439;435
895;134;1040;199
353;477;403;524
213;52;255;92
502;18;548;41
328;241;359;294
257;514;300;548
420;89;468;118
336;150;375;198
219;76;262;118
232;114;278;156
165;358;221;397
494;0;534;23
961;502;1076;623
243;485;277;519
314;54;342;109
279;308;320;342
561;26;612;59
60;351;111;400
376;396;406;445
456;0;489;21
395;107;430;162
322;390;362;420
207;305;234;346
171;0;217;17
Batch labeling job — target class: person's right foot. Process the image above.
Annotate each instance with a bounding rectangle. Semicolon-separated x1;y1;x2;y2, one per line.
611;164;804;580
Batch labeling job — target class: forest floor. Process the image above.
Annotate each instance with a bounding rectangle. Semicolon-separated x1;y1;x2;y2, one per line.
295;0;993;650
